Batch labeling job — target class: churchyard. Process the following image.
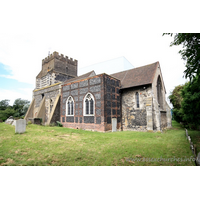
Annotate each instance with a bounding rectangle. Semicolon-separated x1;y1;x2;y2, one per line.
0;121;198;166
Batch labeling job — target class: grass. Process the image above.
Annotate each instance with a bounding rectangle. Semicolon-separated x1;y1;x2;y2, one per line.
185;127;200;154
0;121;196;166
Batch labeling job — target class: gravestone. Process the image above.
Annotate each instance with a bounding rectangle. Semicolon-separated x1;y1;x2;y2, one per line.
12;120;16;126
185;129;188;137
112;118;117;132
196;153;200;166
5;116;14;125
188;136;191;143
15;119;26;134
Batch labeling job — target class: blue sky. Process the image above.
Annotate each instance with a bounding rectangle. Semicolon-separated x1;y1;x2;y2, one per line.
0;62;34;105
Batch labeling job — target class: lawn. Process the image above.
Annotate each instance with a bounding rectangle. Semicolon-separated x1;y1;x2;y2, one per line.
0;121;196;166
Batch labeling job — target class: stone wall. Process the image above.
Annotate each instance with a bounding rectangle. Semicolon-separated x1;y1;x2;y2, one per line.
61;74;105;131
121;85;152;131
33;83;61;124
160;111;167;129
61;74;121;132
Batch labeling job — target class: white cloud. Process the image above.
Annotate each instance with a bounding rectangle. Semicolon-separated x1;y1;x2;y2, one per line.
0;0;198;106
0;88;32;106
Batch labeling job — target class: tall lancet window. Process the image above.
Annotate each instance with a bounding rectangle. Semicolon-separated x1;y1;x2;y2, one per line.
84;93;95;116
66;96;74;116
136;92;139;108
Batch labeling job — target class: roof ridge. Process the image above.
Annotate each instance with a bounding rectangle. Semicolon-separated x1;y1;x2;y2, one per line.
111;61;158;76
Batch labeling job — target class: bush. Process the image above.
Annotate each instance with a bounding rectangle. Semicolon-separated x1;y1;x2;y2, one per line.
56;121;63;127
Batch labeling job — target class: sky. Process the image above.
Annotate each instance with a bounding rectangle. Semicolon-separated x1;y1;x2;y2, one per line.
0;0;199;106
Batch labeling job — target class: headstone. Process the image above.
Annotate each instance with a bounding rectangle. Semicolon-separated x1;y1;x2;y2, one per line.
15;119;26;134
188;136;191;143
185;129;188;137
196;153;200;166
12;120;16;126
5;116;14;125
112;118;117;132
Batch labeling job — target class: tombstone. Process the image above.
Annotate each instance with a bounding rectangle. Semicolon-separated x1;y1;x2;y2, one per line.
188;136;191;143
112;118;117;132
12;120;16;126
185;129;188;137
5;116;14;125
15;119;26;134
196;153;200;166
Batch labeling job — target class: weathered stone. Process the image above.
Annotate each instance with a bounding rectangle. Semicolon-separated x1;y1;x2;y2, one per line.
95;93;101;100
71;83;78;90
80;88;88;94
12;120;16;126
84;116;94;123
96;101;101;108
15;119;26;134
79;80;88;88
89;77;101;85
96;109;101;116
63;92;70;97
90;85;101;93
71;89;78;96
63;85;70;91
196;152;200;166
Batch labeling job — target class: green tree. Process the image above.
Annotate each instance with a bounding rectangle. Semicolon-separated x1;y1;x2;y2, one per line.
168;85;185;122
0;99;10;110
13;98;30;117
163;33;200;82
0;107;15;121
181;76;200;127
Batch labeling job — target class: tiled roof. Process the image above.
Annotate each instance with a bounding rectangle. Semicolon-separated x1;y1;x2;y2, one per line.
110;62;158;89
62;70;96;85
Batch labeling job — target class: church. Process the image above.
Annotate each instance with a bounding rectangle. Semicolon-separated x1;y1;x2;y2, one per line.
25;51;172;132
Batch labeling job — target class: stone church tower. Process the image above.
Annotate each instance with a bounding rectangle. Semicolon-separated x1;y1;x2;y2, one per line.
25;51;78;125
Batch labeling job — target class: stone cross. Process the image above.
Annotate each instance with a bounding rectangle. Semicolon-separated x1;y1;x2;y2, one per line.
15;119;26;134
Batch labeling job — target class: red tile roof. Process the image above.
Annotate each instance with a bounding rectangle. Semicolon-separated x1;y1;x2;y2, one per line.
111;62;158;89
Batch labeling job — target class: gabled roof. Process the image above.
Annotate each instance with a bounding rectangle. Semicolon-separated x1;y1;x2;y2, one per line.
62;70;96;85
110;62;158;89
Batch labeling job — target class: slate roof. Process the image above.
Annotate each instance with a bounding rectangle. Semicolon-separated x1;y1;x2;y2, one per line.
110;62;158;89
62;70;96;85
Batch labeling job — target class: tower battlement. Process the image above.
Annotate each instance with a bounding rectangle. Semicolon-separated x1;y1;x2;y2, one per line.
42;51;78;66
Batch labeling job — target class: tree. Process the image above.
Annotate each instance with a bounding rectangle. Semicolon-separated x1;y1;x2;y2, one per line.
13;98;30;117
0;107;15;121
163;33;200;82
181;76;200;127
168;85;185;122
0;99;10;110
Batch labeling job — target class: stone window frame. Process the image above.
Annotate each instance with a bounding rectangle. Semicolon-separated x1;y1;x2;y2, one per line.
83;93;95;116
136;92;140;108
66;96;74;116
157;75;163;109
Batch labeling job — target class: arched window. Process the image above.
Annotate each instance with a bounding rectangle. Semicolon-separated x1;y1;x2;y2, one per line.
136;92;139;108
84;93;95;116
66;96;74;116
157;76;163;109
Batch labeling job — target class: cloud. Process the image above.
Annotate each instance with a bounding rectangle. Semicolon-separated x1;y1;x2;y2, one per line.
0;88;32;106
